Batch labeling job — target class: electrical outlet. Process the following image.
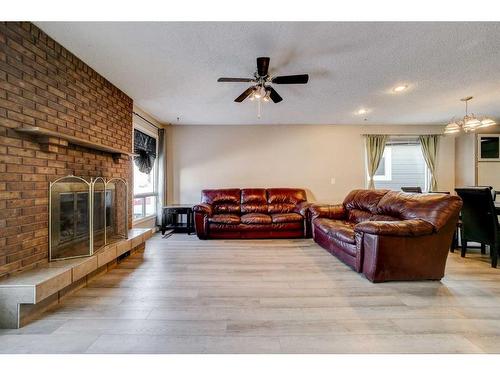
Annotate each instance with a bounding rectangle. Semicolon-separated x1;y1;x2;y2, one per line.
330;177;336;185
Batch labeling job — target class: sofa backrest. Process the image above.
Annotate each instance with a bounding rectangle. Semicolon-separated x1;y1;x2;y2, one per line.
241;188;268;214
201;188;241;214
376;191;463;231
201;188;308;215
267;188;307;214
342;189;389;223
341;189;462;230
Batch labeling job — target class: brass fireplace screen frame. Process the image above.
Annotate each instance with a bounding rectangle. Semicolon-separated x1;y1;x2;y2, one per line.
49;175;129;262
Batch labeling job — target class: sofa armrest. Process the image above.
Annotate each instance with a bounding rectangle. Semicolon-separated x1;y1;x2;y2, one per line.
354;219;434;237
193;203;212;239
193;203;213;217
294;201;312;217
309;204;346;221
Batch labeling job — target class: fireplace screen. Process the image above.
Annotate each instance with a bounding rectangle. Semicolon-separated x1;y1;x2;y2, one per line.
50;175;128;261
105;178;128;244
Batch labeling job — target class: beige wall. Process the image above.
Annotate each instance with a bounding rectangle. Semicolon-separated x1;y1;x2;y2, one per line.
167;124;454;204
454;132;476;187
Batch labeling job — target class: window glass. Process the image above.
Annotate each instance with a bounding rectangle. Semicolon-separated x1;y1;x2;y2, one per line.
373;143;428;191
145;196;156;217
133;197;144;220
133;162;155;195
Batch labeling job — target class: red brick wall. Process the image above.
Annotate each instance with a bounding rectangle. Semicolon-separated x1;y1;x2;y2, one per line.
0;22;133;277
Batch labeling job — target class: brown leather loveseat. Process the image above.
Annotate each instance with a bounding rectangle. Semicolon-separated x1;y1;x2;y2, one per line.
310;189;462;282
193;188;310;239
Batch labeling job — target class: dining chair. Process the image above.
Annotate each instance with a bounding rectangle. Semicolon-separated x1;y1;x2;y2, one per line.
455;187;499;268
401;186;422;193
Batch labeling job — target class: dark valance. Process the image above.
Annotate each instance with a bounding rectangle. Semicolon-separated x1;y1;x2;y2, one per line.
134;129;157;174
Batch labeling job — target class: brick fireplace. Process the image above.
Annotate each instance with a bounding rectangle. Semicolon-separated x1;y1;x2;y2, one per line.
0;22;133;278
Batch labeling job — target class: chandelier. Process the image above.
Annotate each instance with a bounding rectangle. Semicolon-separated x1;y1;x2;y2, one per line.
444;96;496;135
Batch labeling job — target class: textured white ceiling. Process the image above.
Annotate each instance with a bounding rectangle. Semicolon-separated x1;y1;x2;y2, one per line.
36;22;500;125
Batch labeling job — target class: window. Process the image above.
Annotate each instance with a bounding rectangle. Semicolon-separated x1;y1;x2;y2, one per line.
371;138;429;192
133;126;158;221
133;162;157;220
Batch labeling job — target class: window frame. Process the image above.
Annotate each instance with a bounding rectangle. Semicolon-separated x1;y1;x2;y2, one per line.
132;119;159;223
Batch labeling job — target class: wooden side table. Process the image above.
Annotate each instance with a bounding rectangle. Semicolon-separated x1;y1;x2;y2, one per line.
161;205;195;236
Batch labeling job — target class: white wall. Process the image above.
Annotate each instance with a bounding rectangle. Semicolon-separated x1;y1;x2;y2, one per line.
167;124;455;204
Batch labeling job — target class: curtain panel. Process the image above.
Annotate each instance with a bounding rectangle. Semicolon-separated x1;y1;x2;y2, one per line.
156;128;167;226
419;135;440;191
365;135;388;189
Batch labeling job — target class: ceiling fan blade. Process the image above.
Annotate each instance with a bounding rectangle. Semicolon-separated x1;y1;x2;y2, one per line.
272;74;309;84
257;57;270;77
234;87;255;102
268;87;283;103
217;77;254;82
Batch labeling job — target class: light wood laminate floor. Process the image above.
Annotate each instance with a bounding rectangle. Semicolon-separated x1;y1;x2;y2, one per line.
1;233;500;353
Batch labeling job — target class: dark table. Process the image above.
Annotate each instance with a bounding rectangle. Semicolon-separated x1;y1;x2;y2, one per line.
161;205;195;236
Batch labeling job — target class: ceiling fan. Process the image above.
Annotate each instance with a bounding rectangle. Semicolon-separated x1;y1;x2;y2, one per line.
217;57;309;104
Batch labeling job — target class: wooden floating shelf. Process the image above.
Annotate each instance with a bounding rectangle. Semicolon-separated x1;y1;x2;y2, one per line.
15;125;133;158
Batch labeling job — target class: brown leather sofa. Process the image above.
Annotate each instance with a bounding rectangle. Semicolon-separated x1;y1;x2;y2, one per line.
193;188;311;239
310;189;462;282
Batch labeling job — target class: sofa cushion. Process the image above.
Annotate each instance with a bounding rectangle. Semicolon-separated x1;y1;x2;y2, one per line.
272;222;303;231
202;188;241;214
369;214;399;222
313;218;356;244
271;212;303;223
208;214;241;225
241;188;268;214
347;209;373;224
267;188;307;214
343;189;389;214
241;213;272;225
329;221;356;244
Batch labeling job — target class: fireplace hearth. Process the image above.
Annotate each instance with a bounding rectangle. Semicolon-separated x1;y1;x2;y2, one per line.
49;175;128;261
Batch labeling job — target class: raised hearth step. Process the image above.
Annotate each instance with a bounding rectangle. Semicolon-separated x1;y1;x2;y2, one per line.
0;228;154;329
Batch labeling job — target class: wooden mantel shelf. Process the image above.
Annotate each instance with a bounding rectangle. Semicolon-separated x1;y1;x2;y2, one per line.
15;125;133;159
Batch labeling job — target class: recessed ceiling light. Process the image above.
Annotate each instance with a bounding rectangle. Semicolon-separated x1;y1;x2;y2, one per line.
356;108;368;115
393;85;408;93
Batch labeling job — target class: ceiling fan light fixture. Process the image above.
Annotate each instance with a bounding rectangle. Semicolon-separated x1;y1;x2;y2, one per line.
393;84;408;93
219;57;308;117
253;86;264;99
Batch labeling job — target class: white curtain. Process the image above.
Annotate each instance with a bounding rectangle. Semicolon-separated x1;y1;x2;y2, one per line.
156;128;167;227
365;135;388;189
419;135;440;192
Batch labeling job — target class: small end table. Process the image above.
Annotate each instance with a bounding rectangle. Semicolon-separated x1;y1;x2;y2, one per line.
161;205;195;237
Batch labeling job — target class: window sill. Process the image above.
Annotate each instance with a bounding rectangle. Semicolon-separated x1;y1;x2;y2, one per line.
133;214;157;226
